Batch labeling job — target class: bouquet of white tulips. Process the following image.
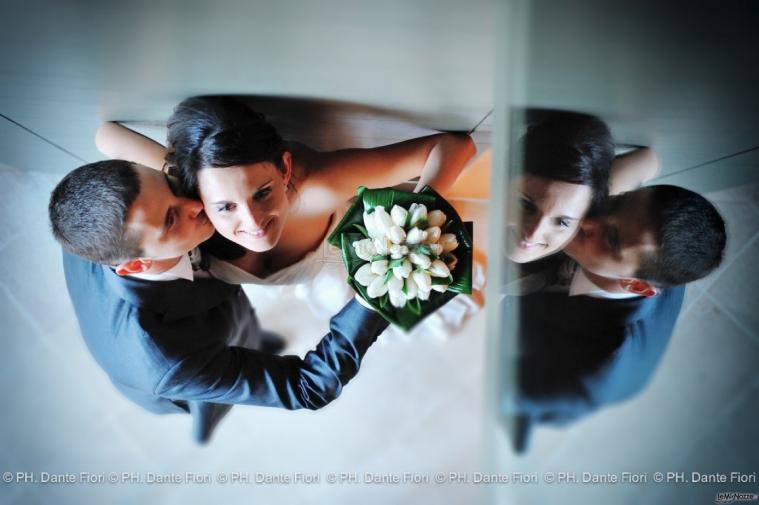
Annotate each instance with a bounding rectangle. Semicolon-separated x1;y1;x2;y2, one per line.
328;186;473;330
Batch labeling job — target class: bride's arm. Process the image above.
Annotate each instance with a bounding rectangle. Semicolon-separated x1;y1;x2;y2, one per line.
95;122;168;171
411;133;477;192
306;133;476;201
609;147;660;195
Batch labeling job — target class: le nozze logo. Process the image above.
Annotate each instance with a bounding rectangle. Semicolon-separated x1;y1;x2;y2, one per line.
715;492;758;504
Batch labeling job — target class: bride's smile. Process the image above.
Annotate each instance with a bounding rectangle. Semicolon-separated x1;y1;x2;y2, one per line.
197;158;293;253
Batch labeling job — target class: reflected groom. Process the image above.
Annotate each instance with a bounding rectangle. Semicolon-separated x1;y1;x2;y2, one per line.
507;184;726;451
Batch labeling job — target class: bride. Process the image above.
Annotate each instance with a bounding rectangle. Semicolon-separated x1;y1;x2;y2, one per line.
96;96;477;284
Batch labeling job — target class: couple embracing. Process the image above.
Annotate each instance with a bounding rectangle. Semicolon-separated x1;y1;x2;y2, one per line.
49;96;476;443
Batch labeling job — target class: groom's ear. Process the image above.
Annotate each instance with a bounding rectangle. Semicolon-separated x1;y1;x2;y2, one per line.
619;278;660;297
115;258;152;276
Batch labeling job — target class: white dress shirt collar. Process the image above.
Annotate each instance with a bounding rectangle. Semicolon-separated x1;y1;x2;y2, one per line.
128;252;196;282
569;267;640;299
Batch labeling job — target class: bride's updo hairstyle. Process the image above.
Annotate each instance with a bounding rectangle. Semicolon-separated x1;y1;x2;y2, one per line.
166;96;285;198
520;112;614;212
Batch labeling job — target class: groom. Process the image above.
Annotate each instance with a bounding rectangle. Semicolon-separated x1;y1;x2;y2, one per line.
507;184;726;452
49;160;389;444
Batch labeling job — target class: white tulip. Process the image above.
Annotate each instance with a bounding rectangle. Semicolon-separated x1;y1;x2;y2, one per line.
417;288;431;301
355;263;377;286
393;258;412;279
406;227;427;244
389;244;403;259
404;276;418;300
412;270;432;292
424;226;442;244
429;243;443;256
373;206;394;235
367;275;389;298
429;259;451;278
352;238;376;261
409;252;432;269
386;225;406;244
431;284;449;293
386;275;403;292
363;211;382;239
390;205;408;227
408;203;428;227
373;237;391;255
427;210;447;228
371;259;389;275
440;233;459;253
388;285;407;308
389;244;410;260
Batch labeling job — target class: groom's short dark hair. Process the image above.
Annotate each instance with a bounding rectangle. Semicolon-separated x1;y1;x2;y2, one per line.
635;185;726;286
49;160;144;264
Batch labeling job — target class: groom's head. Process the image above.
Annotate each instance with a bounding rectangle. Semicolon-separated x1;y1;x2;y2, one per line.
564;185;726;295
49;160;215;274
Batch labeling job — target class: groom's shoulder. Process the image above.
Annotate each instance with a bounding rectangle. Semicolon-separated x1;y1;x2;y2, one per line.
62;249;108;293
61;249;236;313
62;249;98;273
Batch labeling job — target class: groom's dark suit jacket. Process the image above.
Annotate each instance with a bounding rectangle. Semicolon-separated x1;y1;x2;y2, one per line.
62;251;388;424
502;257;685;451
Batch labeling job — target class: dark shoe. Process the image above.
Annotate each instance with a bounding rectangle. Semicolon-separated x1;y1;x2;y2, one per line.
258;330;287;354
509;414;532;455
189;401;233;445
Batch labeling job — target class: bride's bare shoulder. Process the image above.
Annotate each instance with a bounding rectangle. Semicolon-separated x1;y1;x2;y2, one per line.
284;142;344;213
285;141;324;176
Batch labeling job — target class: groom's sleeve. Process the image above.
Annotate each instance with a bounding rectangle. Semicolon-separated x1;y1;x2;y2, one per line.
152;299;389;409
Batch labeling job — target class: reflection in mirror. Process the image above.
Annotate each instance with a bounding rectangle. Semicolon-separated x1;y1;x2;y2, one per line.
499;111;728;451
491;2;757;503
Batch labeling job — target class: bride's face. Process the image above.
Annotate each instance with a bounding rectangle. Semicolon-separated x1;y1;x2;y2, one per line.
506;174;592;263
197;155;292;252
